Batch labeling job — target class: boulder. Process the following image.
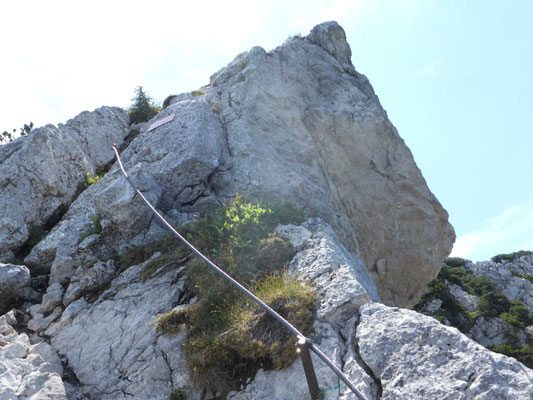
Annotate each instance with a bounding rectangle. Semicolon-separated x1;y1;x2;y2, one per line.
0;263;31;313
357;303;533;399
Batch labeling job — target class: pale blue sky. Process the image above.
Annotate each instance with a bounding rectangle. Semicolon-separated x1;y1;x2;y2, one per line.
1;0;531;261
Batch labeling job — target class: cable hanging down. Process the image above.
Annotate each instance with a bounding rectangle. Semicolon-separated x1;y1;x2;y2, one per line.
112;144;367;400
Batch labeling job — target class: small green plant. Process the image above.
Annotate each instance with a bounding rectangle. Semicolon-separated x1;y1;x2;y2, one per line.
235;74;245;83
211;102;221;114
157;306;193;335
491;250;533;263
128;86;161;124
169;389;186;400
190;90;205;97
78;214;102;243
18;225;48;256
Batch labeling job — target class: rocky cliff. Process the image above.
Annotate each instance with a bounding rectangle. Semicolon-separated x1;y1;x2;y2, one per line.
1;21;530;400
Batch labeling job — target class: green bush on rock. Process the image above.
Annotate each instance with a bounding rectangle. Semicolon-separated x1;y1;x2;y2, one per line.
152;195;313;396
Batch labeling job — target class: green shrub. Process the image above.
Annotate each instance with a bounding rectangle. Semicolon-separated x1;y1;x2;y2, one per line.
152;195;311;396
500;301;533;330
190;90;205;97
162;95;177;109
128;86;161;124
445;257;469;268
510;270;533;284
491;250;533;263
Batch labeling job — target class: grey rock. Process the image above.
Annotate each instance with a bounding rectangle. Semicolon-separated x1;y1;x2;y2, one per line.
204;21;454;307
0;106;129;264
41;282;65;313
0;263;31;295
448;283;479;312
274;224;312;251
27;306;62;333
62;259;118;306
357;302;533;399
468;317;509;348
289;221;380;325
0;316;66;399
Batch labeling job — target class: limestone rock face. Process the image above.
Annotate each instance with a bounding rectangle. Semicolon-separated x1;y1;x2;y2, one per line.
20;21;453;307
203;21;454;306
0;106;129;262
357;303;533;399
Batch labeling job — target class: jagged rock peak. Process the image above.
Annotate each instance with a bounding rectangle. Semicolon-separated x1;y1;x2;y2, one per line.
308;21;357;76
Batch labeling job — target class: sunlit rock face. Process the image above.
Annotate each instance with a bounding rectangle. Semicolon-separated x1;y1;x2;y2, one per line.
0;20;472;400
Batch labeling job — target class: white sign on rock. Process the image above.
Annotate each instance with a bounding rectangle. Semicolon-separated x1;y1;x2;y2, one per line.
147;113;175;132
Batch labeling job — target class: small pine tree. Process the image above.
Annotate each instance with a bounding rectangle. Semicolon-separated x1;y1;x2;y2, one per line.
1;122;33;145
128;86;160;124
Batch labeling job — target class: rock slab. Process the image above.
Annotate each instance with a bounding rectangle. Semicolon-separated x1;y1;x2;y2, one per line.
357;302;533;399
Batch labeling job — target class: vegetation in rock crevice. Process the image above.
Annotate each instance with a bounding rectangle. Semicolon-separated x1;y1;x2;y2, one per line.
78;214;103;244
134;195;312;396
415;257;533;368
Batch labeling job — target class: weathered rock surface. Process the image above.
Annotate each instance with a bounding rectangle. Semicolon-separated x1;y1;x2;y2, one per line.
0;313;67;399
42;258;193;400
357;302;533;399
0;263;30;295
0;106;129;266
0;263;33;314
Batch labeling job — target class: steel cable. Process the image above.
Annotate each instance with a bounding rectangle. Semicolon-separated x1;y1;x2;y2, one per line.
112;144;366;400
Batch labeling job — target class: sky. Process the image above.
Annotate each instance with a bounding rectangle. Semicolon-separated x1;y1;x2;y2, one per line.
1;0;532;262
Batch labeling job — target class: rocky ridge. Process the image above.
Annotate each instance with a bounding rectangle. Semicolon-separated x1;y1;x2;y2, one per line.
416;252;533;368
1;21;530;400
